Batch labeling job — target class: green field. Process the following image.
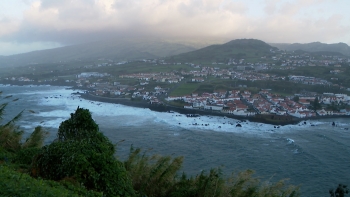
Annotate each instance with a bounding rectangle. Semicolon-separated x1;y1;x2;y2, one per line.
170;83;200;96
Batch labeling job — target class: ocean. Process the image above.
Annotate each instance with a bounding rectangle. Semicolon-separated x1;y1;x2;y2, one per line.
1;84;349;197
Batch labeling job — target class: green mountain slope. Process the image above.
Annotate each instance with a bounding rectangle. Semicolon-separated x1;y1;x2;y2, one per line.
167;39;278;63
270;42;350;56
0;39;197;68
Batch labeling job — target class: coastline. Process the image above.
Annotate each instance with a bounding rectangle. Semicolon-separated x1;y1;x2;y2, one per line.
1;81;349;126
0;80;76;87
79;92;349;126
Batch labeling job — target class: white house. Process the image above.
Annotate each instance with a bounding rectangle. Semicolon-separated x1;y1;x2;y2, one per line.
204;104;223;111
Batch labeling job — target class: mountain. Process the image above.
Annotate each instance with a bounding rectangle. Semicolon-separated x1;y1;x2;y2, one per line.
270;42;350;56
167;39;277;63
0;39;197;68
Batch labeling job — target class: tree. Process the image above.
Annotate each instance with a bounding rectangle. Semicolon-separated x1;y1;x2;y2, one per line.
33;107;135;196
125;146;300;197
293;96;299;103
330;184;349;197
310;97;321;111
0;93;46;153
57;106;99;141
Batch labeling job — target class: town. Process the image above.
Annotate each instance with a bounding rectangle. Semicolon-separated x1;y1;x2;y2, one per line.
1;48;350;120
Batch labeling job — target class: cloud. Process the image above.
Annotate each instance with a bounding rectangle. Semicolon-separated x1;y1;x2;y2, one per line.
0;41;61;56
0;17;20;37
0;0;349;52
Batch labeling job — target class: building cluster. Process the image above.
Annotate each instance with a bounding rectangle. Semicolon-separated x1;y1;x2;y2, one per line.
76;72;110;78
166;89;350;118
288;75;331;86
119;72;184;84
3;77;33;82
166;90;253;116
278;52;349;67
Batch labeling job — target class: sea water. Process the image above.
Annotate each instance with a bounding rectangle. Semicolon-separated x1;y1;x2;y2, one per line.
1;85;349;197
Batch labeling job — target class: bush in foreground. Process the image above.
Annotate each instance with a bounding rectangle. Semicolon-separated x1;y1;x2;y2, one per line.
125;146;300;197
32;107;135;197
0;165;102;197
1;102;301;197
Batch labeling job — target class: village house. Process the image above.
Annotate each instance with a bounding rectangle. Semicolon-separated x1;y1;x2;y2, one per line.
204;104;223;111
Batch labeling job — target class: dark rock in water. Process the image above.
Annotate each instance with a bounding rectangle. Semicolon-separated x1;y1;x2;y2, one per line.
178;123;181;125
332;122;335;126
304;122;307;125
345;128;349;130
218;126;221;128
187;114;200;117
311;124;315;126
236;124;242;127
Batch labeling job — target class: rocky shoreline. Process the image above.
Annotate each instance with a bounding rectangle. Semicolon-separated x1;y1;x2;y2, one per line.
1;82;348;126
79;92;345;126
0;80;76;87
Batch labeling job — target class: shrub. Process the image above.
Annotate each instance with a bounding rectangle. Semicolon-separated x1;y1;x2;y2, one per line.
170;168;225;197
13;147;41;167
125;146;300;197
32;107;135;196
57;106;100;141
22;126;47;149
0;164;102;197
33;140;135;196
125;146;184;196
0;125;23;153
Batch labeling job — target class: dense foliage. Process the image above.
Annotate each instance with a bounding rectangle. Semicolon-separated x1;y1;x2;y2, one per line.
125;146;300;197
57;107;100;141
1;93;101;196
0;165;102;197
329;184;349;197
32;107;135;196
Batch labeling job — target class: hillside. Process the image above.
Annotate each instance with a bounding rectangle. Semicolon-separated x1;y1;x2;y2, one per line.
270;42;350;56
0;39;197;68
166;39;278;63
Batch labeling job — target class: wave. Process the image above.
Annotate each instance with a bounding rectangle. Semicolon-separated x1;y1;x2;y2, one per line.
8;86;347;136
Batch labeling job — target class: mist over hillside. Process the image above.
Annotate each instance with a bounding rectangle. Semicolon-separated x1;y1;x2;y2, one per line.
270;42;350;56
0;39;197;68
2;38;350;69
167;39;277;63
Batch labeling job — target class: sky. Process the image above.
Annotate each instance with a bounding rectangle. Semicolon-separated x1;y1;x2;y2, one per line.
0;0;349;56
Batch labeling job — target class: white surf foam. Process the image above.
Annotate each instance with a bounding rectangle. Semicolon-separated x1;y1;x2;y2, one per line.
19;86;337;135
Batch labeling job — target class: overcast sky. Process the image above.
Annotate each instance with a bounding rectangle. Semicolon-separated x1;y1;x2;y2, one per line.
1;0;349;55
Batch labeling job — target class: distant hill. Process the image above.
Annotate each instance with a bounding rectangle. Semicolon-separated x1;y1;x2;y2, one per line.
0;39;197;68
270;42;350;56
167;39;278;63
292;49;345;57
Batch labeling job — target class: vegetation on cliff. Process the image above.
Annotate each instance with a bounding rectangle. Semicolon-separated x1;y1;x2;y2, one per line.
0;92;307;196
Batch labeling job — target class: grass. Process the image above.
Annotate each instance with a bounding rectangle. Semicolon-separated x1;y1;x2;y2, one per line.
170;83;200;96
96;62;191;76
0;165;102;197
195;84;215;94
